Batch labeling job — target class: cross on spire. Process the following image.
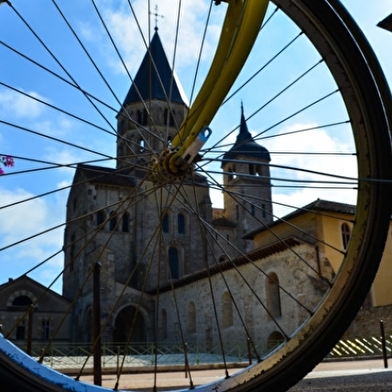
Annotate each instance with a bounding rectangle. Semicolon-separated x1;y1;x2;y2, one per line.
150;5;164;31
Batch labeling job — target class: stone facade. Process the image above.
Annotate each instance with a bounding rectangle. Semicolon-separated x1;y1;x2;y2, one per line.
59;31;390;352
157;239;327;352
62;32;275;344
63;163;215;342
0;276;71;346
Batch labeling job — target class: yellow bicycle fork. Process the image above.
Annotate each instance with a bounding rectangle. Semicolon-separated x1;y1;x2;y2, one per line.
167;0;269;175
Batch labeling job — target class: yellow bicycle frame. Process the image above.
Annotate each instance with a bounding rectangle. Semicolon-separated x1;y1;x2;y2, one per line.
168;0;269;173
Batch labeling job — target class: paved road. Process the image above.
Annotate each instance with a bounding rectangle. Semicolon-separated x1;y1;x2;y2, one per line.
289;359;392;391
80;359;392;391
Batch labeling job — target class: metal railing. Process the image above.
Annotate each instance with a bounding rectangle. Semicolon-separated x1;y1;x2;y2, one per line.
12;341;278;371
11;332;392;372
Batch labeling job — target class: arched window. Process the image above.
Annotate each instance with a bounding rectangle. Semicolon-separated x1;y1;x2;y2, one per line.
221;292;233;328
164;108;168;124
109;211;117;231
164;108;175;127
170;111;175;127
266;272;281;319
122;213;129;233
137;109;147;125
162;213;169;233
140;138;145;153
249;164;255;175
113;305;146;343
228;168;233;182
12;296;32;307
178;213;185;234
96;210;105;229
341;223;351;249
41;319;50;340
168;247;179;279
143;109;148;125
187;302;196;334
266;331;285;351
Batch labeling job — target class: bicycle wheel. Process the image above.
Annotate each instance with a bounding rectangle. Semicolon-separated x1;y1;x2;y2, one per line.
0;0;391;391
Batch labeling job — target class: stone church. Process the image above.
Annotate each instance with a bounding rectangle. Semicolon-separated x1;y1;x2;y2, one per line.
62;31;326;349
0;30;389;356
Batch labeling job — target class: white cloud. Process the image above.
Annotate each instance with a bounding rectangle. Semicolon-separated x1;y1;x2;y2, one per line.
0;187;65;283
207;121;358;217
262;123;358;218
0;89;47;119
78;0;224;78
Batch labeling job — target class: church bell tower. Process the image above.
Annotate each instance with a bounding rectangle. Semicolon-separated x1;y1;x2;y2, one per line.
116;31;188;170
221;105;273;254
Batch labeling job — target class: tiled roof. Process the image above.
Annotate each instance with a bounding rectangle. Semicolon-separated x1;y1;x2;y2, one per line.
0;275;71;303
78;164;137;187
77;163;208;188
378;13;392;32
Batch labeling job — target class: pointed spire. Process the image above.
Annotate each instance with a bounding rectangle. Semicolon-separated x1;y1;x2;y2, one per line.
378;13;392;32
221;103;270;167
121;31;187;107
238;102;253;143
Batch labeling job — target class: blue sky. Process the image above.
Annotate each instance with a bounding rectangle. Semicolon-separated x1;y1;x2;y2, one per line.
0;0;391;292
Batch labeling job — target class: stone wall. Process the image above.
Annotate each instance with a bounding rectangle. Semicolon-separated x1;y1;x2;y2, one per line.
343;305;392;339
158;241;327;352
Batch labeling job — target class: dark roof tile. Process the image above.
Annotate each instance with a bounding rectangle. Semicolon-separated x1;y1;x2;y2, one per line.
122;32;186;107
78;164;137;187
222;107;270;166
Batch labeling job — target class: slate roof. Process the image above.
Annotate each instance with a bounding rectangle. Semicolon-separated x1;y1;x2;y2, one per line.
0;275;71;304
122;31;187;107
77;164;137;188
77;163;208;188
222;106;270;167
378;13;392;32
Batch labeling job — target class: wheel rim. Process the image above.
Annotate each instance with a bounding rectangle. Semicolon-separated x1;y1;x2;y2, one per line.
0;1;391;391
